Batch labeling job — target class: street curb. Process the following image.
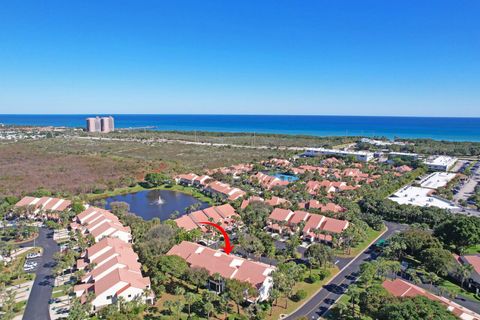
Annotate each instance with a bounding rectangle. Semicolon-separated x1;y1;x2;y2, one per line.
284;225;389;319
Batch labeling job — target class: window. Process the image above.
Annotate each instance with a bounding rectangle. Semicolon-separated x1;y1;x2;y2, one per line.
106;295;112;300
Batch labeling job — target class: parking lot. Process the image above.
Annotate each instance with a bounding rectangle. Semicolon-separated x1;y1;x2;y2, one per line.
23;251;42;273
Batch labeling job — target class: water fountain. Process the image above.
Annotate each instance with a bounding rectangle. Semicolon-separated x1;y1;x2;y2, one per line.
156;195;165;205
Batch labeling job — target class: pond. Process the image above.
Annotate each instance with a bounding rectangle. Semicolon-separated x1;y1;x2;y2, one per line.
271;173;299;182
104;189;209;221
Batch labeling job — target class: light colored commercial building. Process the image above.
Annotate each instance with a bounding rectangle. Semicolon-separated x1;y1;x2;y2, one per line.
389;186;458;210
424;155;458;171
419;172;457;189
388;152;419;160
304;148;374;162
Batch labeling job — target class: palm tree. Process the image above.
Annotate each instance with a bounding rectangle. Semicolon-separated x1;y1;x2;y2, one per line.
424;272;440;290
456;264;474;289
204;302;214;319
388;260;402;279
348;284;361;319
185;292;197;318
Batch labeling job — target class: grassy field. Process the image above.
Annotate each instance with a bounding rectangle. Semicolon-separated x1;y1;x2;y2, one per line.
0;137;284;197
266;266;339;320
334;225;386;258
438;279;480;302
463;244;480;255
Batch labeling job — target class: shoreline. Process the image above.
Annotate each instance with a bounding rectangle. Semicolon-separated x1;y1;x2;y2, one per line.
2;114;480;142
86;183;214;205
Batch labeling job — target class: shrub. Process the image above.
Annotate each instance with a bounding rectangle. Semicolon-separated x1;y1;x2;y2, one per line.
308;273;320;283
292;289;308;302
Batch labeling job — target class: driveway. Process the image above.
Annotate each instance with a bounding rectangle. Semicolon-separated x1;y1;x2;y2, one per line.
21;227;59;320
284;221;407;320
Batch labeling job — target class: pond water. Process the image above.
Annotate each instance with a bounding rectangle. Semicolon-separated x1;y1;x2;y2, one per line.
272;173;299;182
104;189;209;220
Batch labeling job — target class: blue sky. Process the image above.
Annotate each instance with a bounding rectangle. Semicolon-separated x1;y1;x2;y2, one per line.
0;1;479;116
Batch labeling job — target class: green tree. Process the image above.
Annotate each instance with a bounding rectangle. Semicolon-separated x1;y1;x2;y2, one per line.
185;292;198;318
455;263;474;289
225;278;255;314
434;216;480;253
187;267;210;292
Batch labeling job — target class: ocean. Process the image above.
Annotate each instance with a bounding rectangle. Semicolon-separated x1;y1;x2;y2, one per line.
0;114;479;142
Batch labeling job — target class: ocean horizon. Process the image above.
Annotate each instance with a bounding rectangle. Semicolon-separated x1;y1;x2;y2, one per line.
1;114;479;142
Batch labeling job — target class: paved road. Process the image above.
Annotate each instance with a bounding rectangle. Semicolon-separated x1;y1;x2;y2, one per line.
21;227;59;320
284;222;407;320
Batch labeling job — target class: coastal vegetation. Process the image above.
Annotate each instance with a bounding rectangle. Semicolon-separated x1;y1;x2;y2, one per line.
0;137;284;197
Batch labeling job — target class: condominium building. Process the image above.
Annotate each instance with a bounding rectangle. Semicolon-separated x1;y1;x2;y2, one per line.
86;116;115;133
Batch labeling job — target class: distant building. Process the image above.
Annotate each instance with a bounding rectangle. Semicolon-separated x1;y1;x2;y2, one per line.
86;116;114;133
303;148;374;162
424;155;457;172
388;152;419;160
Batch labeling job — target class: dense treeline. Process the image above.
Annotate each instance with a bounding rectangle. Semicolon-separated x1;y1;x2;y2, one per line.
102;130;360;148
360;198;450;228
329;226;476;320
391;139;480;156
360;198;480;253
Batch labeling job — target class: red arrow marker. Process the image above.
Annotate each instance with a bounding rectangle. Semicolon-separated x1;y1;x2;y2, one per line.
199;221;234;255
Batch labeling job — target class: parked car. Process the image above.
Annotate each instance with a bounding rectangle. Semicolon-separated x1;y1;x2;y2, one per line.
27;252;42;259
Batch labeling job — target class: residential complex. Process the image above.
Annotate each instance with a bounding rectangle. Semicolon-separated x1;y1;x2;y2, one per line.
267;208;349;243
250;172;290;189
167;241;275;301
15;196;71;214
74;237;153;310
71;207;152;310
174;204;239;231
71;206;132;243
175;173;246;201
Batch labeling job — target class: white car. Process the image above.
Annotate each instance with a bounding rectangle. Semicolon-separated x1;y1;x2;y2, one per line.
27;252;42;259
24;262;37;268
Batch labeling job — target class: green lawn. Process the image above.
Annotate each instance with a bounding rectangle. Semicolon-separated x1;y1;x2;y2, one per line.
267;266;339;320
334;225;386;258
438;279;480;302
463;244;480;255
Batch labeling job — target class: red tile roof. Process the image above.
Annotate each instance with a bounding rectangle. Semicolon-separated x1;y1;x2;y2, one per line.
462;255;480;274
320;217;349;233
268;208;293;222
289;210;310;225
382;279;480;320
173;215;198;231
174;204;239;231
167;241;274;289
